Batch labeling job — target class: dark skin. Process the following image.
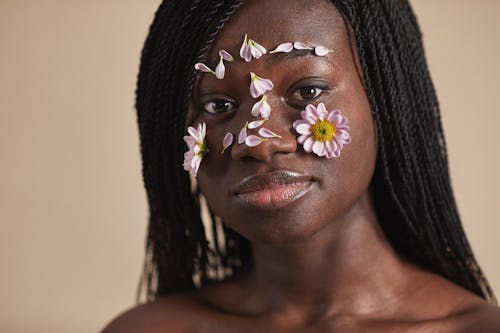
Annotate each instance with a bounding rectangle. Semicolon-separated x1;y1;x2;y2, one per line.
103;0;500;332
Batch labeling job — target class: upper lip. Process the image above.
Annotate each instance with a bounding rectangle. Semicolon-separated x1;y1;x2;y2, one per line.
231;170;313;195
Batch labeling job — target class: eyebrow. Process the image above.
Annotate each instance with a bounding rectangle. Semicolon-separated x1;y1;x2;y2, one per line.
263;49;317;65
206;49;331;68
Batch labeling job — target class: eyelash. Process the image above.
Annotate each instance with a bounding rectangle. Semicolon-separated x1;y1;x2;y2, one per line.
200;83;330;115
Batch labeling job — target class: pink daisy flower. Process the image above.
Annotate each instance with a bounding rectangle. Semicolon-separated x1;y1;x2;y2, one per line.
292;103;351;158
183;122;209;176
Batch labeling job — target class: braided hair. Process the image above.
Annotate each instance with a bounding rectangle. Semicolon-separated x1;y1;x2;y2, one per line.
135;0;495;303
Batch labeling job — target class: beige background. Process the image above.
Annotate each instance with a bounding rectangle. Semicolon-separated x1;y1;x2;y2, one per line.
0;1;498;332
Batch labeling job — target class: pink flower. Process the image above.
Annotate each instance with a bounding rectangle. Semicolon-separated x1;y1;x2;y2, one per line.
270;42;293;53
249;72;273;98
292;103;351;158
221;132;233;154
251;95;271;118
239;34;267;62
183;122;209;176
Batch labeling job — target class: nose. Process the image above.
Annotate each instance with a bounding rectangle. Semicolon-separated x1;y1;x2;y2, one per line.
230;109;297;161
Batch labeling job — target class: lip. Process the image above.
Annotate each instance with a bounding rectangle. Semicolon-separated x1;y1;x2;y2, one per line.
231;170;314;210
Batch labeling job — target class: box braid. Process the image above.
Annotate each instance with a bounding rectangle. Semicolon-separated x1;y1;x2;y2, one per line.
135;0;495;303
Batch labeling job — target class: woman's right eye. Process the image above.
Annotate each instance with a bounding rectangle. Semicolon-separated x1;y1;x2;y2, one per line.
201;99;237;115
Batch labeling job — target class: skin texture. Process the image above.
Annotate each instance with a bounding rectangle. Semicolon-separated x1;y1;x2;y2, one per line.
103;0;500;331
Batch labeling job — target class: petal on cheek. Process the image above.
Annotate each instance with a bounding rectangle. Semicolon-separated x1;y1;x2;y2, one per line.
245;135;264;147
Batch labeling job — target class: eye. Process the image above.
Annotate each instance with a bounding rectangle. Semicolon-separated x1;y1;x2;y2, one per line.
287;81;331;108
201;99;237;115
293;86;324;101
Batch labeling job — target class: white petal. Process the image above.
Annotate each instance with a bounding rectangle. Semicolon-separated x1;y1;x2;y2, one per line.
312;141;325;156
219;49;234;61
270;42;293;53
297;134;309;144
215;57;225;79
248;119;266;129
314;46;332;57
183;135;196;147
303;137;314;152
240;34;252;62
296;123;311;135
316;103;328;119
194;63;213;73
259;128;281;138
250;40;267;59
221;132;234;153
293;42;313;50
245;135;266;147
238;123;248;144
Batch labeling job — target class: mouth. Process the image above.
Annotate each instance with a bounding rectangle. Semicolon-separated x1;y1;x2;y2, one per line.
231;170;314;210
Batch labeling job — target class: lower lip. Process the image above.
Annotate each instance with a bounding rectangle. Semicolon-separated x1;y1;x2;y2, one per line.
235;181;314;209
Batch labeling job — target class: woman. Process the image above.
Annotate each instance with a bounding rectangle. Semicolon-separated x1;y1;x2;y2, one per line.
104;0;500;331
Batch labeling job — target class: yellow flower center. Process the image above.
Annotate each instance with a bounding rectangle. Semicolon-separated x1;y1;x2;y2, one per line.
311;120;335;142
195;141;209;157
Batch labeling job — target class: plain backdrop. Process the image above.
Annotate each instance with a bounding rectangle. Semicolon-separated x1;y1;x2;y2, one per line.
0;1;499;332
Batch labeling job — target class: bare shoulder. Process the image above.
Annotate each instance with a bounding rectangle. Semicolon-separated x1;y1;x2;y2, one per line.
447;300;500;333
414;272;500;332
100;291;208;333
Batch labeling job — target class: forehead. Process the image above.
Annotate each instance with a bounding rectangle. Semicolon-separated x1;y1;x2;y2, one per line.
208;0;348;60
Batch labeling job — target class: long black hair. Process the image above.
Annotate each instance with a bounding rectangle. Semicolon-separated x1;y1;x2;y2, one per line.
135;0;495;303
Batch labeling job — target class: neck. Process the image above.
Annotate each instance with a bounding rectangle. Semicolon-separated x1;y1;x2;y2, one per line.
245;192;415;317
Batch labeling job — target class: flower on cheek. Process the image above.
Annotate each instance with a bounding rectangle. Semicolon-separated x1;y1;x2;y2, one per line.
240;34;267;62
251;95;271;118
292;103;351;159
183;122;209;176
249;72;273;98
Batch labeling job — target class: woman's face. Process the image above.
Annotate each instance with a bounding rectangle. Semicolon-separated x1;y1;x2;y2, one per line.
190;0;376;243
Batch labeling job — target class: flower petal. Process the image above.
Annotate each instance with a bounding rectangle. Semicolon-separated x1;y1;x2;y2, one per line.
238;122;248;144
295;123;311;135
250;40;267;59
248;119;266;129
297;134;309;144
316;102;328;120
219;49;234;61
221;132;234;154
250;72;274;98
293;42;313;50
270;42;293;53
239;34;252;62
312;141;325;156
251;95;271;118
215;57;225;79
303;137;314;152
245;135;266;147
259;128;282;138
314;46;333;57
194;63;214;73
183;135;196;147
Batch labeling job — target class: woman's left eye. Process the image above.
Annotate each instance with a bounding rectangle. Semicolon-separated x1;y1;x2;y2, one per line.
294;86;323;100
